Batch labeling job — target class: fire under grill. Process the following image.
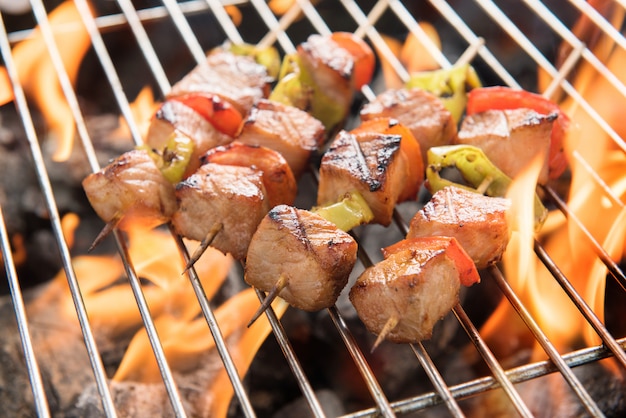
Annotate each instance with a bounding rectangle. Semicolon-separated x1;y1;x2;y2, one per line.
1;0;626;417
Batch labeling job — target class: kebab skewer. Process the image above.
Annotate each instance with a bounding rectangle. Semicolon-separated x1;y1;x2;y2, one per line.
82;33;373;259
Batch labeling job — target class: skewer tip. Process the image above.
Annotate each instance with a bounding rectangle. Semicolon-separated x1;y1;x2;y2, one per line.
371;315;399;353
88;216;121;252
182;222;222;274
247;275;288;327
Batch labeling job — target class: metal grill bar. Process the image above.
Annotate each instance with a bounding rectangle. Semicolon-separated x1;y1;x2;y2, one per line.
1;1;625;417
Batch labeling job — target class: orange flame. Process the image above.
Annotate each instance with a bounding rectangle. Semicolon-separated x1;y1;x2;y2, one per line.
482;5;626;359
112;86;160;144
378;24;441;89
0;1;92;161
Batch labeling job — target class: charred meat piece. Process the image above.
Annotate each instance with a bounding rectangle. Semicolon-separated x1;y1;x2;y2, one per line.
146;98;236;176
245;205;358;312
349;237;480;344
82;149;177;231
171;163;270;261
360;88;457;165
202;141;297;208
169;50;272;115
455;108;556;184
317;128;404;226
237;99;325;178
407;186;511;269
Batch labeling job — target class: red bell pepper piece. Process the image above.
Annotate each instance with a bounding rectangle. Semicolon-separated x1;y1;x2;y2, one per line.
171;93;243;138
383;236;480;287
466;86;569;179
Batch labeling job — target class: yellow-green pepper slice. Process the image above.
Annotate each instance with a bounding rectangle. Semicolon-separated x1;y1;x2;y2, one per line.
406;64;482;124
426;145;548;228
139;132;194;184
269;53;347;133
312;191;374;232
227;42;281;79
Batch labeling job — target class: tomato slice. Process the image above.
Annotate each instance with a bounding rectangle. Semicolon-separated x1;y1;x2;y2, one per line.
466;86;570;179
351;118;424;201
330;32;376;90
383;236;480;287
171;93;243;137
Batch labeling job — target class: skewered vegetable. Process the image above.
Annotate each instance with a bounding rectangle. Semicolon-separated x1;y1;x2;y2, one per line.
405;63;481;123
425;144;548;228
269;32;375;133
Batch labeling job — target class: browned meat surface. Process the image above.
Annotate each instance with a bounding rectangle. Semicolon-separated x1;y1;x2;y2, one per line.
237;99;325;178
360;88;457;165
298;34;355;124
245;205;358;311
171;163;270;260
202;141;297;208
317;129;404;226
455;108;556;184
349;237;477;344
82;149;177;230
146;99;233;176
407;186;511;269
168;50;272;115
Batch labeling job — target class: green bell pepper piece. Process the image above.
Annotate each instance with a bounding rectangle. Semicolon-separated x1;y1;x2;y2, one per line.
227;43;281;79
312;191;374;232
139;133;194;184
406;64;482;124
269;53;347;132
426;145;548;228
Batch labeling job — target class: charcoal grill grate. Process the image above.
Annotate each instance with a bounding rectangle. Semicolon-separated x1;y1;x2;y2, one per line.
1;1;625;417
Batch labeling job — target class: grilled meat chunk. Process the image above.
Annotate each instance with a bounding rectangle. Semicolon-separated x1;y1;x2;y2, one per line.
407;186;511;269
202;141;297;208
455;108;556;184
349;237;480;344
245;205;358;312
317;129;404;226
360;88;457;165
146;98;235;176
169;50;272;115
237;99;325;178
171;163;270;260
82;149;177;230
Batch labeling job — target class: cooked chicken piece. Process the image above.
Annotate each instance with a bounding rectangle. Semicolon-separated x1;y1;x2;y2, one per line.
455;108;556;184
237;99;325;177
349;236;480;344
407;186;511;269
317;129;405;226
171;163;270;261
360;88;457;165
146;98;234;176
245;205;358;312
297;34;355;125
82;149;177;230
202;141;297;208
169;50;272;115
